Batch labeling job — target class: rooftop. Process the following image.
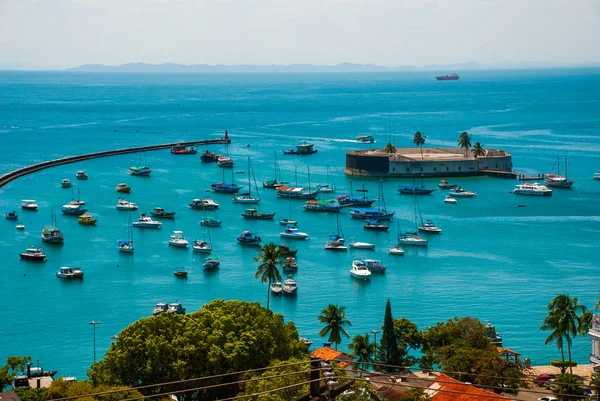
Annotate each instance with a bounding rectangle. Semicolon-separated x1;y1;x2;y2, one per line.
347;147;510;162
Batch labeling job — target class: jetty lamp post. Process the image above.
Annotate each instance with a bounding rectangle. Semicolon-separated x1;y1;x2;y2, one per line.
370;329;381;361
89;321;101;363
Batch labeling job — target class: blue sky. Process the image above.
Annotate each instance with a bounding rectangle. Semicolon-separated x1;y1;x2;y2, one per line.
1;0;599;69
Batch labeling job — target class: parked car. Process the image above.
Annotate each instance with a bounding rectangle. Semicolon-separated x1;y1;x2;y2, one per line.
537;396;558;401
535;374;557;386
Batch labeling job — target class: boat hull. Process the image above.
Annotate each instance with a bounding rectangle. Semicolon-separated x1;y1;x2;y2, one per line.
20;254;46;261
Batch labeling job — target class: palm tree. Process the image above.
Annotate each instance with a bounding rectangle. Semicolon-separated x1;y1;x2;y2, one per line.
472;142;485;158
413;131;426;159
457;131;472;157
253;242;282;310
348;333;374;376
384;142;397;153
318;304;352;350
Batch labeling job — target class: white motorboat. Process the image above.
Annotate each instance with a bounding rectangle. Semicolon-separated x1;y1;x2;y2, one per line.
349;241;375;250
388;245;405;256
56;266;84;279
270;281;283;295
398;232;428;247
513;182;553;196
21;200;38;210
192;240;212;253
418;219;442;234
168;230;189;247
189;198;220;210
280;224;310;240
282;276;298;295
350;260;371;280
444;195;457;204
116;198;138;211
132;214;162;229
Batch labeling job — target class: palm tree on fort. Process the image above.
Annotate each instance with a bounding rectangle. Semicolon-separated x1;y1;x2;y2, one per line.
318;304;352;350
472;142;486;158
413;131;426;159
254;242;282;310
457;131;472;157
384;142;397;153
348;333;374;376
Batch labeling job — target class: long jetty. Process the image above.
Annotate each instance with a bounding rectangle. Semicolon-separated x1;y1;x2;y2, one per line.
0;138;230;189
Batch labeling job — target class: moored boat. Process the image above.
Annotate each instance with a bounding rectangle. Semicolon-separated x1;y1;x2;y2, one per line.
282;257;298;272
168;230;189;248
41;215;64;244
364;219;389;231
438;180;457;189
279;217;299;226
203;256;220;270
276;186;319;200
116;183;131;193
217;155;234;167
594;171;600;180
444;195;457;204
56;266;84;279
167;301;186;314
448;187;477;197
241;208;275;220
75;170;88;180
270;281;283;295
20;247;47;261
283;142;317;155
349;241;376;250
324;235;347;251
280;224;310;240
153;302;168;315
211;182;241;194
200;150;219;163
388;245;405;256
302;199;342;213
418;219;442;234
129;166;152;176
436;73;459;81
544;156;575;188
61;179;72;188
193;240;212;253
513;182;552;196
116;198;138;211
21;200;38;210
189;198;220;210
174;270;188;277
350;208;394;221
16;223;25;230
171;145;197;154
132;213;162;229
398;185;436;195
282;275;298;295
5;210;18;220
78;213;97;225
398;232;428;247
363;259;387;274
150;206;176;218
61;204;88;216
277;244;297;257
350;260;371;280
201;217;222;227
237;230;262;246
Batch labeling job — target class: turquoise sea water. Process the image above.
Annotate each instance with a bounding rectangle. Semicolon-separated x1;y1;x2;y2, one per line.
1;69;599;378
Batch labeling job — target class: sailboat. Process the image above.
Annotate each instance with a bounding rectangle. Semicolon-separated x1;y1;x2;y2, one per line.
398;176;436;195
233;158;261;203
350;179;394;220
70;188;85;205
263;151;283;188
317;167;336;193
129;153;152;176
118;212;134;253
336;180;376;208
280;193;298;225
388;222;405;255
324;214;347;251
398;195;428;247
192;228;212;254
276;165;318;200
544;156;575;188
211;169;241;194
417;201;442;234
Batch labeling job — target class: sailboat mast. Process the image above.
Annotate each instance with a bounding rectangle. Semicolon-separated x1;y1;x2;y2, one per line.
247;157;251;197
308;166;312;191
295;165;298;187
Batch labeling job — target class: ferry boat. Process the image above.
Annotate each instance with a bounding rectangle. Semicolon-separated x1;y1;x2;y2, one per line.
448;187;477;198
302;199;343;213
398;185;436;195
350;260;371;280
241;208;275;220
283;142;317;155
61;179;72;188
150;206;176;218
61;204;88;216
116;198;138;211
436;73;459;81
438;180;457;189
170;145;197;155
217;155;234;168
132;214;163;228
363;259;387;274
56;266;84;279
276;186;319;200
153;302;168;315
78;213;97;225
5;210;18;220
20;247;47;261
168;230;189;248
116;183;131;193
211;182;241;194
75;170;88;180
167;301;186;314
129;166;152;176
200;150;219;163
237;230;262;246
513;183;552;196
280;224;310;240
189;198;220;210
21;200;38;210
356;135;375;144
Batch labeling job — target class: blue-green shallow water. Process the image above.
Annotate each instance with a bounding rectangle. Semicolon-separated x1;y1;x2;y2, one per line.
1;69;599;378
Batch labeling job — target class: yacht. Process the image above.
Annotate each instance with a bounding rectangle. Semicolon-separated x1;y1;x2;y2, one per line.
21;200;39;210
189;198;220;210
116;183;131;193
363;259;387;274
237;230;262;246
270;281;283;295
444;195;457;204
418;220;442;234
75;170;88;180
349;241;375;250
61;179;72;188
280;224;310;240
192;240;212;253
61;204;88;216
168;231;189;248
167;301;186;314
19;247;47;261
513;183;553;196
350;260;371;280
56;267;84;279
153;302;168;315
132;214;162;229
282;276;298;295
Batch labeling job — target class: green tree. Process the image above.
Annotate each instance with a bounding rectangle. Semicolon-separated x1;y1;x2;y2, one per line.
380;299;401;369
384;142;397;153
254;243;282;310
89;300;304;401
393;318;423;367
348;333;374;376
318;304;352;350
45;380;143;401
400;387;431;401
0;356;31;392
413;132;426;159
472;142;485;158
550;373;585;401
541;294;590;373
457;132;472;157
238;358;310;401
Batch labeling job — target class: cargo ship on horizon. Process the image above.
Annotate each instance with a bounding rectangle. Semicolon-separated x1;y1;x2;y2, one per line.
436;73;459;81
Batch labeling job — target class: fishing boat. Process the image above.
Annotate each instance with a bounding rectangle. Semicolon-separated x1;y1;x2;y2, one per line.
61;204;88;216
302;199;342;213
282;275;298;295
324;214;347;251
280;224;310;240
448;187;477;198
349;241;375;250
418;219;441;234
363;259;387;274
171;145;197;154
41;214;64;244
282;257;298;272
61;179;72;188
237;230;262;246
217;155;234;168
153;302;168;315
116;183;131;193
116;198;138;210
513;183;552;196
75;170;88;180
544;156;575;188
201;150;219;163
350;260;371;280
270;281;283;295
203;256;220;270
56;266;84;279
118;212;134;253
189;198;220;210
233;158;262;203
168;230;189;248
21;200;38;210
5;210;18;220
132;213;162;229
78;213;97;225
277;244;297;257
283;142;317;155
263;151;284;188
174;270;188;278
444;195;457;204
201;217;222;227
20;247;47;261
167;301;186;314
150;206;176;218
364;219;389;231
356;135;375;143
438;180;457;189
241;208;275;220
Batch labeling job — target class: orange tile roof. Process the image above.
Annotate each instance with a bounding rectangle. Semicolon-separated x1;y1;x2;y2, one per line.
428;374;510;401
310;347;344;361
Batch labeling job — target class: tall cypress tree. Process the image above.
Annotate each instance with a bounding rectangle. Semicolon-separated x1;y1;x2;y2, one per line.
380;299;401;370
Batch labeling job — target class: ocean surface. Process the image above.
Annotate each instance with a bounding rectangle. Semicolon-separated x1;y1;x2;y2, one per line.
1;69;599;378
